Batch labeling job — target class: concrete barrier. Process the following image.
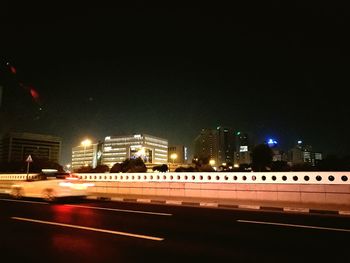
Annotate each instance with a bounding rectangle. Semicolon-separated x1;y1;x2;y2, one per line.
1;172;350;206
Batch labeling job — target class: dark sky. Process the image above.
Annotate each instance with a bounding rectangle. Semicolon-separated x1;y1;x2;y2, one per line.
1;2;350;165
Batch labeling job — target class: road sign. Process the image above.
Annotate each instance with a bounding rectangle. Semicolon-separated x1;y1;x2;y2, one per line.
26;155;33;163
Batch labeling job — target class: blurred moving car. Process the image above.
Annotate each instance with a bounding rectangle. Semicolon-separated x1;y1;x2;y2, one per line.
10;173;94;201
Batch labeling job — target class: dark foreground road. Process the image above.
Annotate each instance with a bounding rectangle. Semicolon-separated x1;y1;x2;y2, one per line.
1;197;350;263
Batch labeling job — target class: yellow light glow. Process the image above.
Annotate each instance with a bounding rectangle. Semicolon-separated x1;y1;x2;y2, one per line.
170;153;177;160
209;159;216;166
81;139;92;147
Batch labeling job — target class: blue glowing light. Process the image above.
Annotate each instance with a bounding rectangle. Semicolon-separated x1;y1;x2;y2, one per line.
267;138;278;147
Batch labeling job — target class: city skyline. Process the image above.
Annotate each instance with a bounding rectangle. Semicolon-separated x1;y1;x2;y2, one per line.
1;4;349;165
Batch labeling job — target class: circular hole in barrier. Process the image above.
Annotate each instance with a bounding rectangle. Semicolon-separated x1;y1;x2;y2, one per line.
262;176;266;181
157;175;160;180
144;175;147;180
272;176;276;181
224;176;228;180
341;175;348;182
282;176;287;181
252;176;256;181
185;176;188;180
163;175;167;180
192;175;195;180
304;175;309;181
328;175;335;181
200;175;203;180
208;176;211;180
150;175;153;180
170;176;173;180
177;175;180;180
126;176;129;180
216;176;220;180
138;175;141;180
316;175;322;181
242;176;247;181
132;176;135;180
293;176;298;181
233;176;238;180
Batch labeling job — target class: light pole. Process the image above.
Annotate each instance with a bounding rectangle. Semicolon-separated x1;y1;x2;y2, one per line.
209;159;216;166
170;153;177;164
81;139;92;167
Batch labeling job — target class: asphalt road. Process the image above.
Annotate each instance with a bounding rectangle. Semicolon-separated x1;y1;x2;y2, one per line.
1;197;350;263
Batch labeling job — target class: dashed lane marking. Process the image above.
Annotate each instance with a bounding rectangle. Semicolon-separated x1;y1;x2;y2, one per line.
237;219;350;233
64;204;172;216
12;217;164;241
0;198;48;205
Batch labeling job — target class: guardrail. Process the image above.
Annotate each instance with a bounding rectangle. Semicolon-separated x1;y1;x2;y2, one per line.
77;172;350;185
1;172;350;207
0;172;350;184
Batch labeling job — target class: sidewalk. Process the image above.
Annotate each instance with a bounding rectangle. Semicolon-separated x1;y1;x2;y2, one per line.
87;192;350;216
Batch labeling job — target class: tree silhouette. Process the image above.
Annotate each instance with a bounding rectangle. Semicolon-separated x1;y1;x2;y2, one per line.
152;164;168;172
110;157;147;173
251;144;273;172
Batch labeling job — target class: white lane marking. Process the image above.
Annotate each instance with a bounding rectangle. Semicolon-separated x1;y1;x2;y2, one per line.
283;207;309;213
237;219;350;233
339;211;350;216
137;198;151;203
0;198;48;205
64;204;172;216
165;200;182;205
238;205;260;210
11;217;164;241
200;202;218;207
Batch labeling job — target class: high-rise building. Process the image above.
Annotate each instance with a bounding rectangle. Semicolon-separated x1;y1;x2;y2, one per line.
0;132;61;163
288;140;322;166
234;131;252;166
216;126;235;165
71;141;103;170
168;145;189;164
193;128;219;165
102;134;168;167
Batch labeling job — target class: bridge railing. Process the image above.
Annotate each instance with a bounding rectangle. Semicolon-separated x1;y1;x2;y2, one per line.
1;172;349;185
76;172;350;185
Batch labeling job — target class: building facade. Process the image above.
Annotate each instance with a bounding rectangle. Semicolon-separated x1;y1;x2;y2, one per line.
216;126;235;165
234;132;253;166
71;141;103;170
193;128;219;165
102;134;168;167
0;132;61;163
288;141;322;166
168;145;189;164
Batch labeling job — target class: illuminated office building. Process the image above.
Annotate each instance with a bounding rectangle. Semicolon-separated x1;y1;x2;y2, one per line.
168;145;189;164
71;142;103;170
102;134;168;167
0;132;61;163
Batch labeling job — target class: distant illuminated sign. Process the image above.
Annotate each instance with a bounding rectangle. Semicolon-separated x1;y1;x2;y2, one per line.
267;138;278;147
240;146;248;152
184;147;188;160
134;134;142;138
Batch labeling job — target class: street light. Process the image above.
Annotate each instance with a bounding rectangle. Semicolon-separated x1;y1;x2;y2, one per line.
81;139;92;166
209;159;216;166
170;153;177;164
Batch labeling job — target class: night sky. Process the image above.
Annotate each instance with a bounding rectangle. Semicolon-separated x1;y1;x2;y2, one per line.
1;3;349;165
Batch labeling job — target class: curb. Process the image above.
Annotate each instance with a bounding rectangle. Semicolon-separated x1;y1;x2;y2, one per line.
86;196;350;216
